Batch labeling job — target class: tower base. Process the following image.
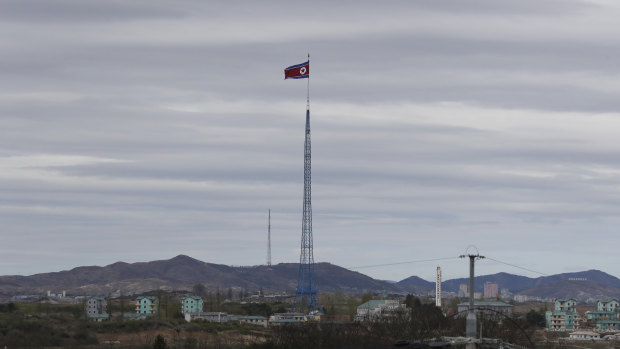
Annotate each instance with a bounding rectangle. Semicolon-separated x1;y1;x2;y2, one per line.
466;310;477;338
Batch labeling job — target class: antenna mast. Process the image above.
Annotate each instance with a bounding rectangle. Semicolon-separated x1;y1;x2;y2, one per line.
267;209;272;267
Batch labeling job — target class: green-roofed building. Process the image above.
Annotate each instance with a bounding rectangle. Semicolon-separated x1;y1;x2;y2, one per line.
181;296;204;314
546;298;578;330
136;296;158;316
586;299;620;329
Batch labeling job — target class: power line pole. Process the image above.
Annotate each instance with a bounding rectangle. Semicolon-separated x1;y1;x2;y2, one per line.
460;252;485;338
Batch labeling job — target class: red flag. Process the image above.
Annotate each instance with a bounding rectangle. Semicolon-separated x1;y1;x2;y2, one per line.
284;61;309;79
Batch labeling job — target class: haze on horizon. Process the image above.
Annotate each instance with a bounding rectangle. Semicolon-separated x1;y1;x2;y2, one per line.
2;0;620;282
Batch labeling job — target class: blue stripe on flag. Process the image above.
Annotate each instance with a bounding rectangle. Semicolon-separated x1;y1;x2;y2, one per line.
285;61;309;70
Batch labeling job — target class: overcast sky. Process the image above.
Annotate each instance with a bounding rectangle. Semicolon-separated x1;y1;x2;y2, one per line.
2;0;620;282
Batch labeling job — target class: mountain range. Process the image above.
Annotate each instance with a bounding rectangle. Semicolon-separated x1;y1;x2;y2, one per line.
1;255;619;301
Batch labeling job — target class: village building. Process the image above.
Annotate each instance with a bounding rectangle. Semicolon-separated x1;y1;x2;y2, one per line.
546;298;579;330
585;299;620;330
569;330;600;340
135;296;158;315
85;296;109;322
354;300;406;322
184;312;227;323
269;312;307;325
181;296;204;314
229;315;268;327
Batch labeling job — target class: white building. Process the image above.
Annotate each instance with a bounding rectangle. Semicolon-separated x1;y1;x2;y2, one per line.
184;312;227;323
569;331;600;340
354;300;406;322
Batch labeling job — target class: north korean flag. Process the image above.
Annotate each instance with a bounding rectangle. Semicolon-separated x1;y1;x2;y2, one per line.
284;61;309;79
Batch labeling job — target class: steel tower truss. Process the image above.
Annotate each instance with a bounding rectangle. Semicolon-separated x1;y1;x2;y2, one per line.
292;109;319;313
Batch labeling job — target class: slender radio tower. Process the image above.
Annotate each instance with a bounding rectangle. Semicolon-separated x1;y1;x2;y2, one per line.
267;209;272;267
286;55;319;313
435;266;442;307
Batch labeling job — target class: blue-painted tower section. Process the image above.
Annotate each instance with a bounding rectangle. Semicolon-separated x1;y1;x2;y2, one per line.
291;108;319;313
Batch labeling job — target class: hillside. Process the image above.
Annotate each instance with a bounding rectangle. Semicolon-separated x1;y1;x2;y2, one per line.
519;279;620;300
0;255;401;296
2;256;620;301
396;275;435;294
397;270;620;301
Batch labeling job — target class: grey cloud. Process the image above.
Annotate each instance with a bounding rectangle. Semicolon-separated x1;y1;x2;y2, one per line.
2;0;620;280
0;0;186;22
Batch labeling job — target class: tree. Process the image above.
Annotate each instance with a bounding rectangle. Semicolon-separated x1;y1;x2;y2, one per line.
207;292;214;311
153;334;168;349
106;293;112;316
157;290;163;320
192;284;206;298
404;294;422;309
216;287;221;311
526;309;546;328
119;291;125;321
360;292;373;304
227;287;233;300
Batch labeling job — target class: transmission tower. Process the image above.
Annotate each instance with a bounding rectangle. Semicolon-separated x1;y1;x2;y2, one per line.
460;246;485;338
267;209;271;267
291;106;319;314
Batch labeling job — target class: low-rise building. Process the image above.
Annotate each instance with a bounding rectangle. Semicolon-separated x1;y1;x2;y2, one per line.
85;296;109;322
269;313;307;323
569;331;600;340
354;300;406;322
184;312;227;323
136;296;158;315
229;315;268;327
513;295;529;303
181;296;204;314
268;313;307;326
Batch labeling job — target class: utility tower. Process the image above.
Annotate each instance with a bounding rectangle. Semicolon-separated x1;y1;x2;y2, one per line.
435;266;442;307
460;248;485;338
291;108;319;313
267;209;271;267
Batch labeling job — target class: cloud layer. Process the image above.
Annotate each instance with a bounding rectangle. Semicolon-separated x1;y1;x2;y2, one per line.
2;0;620;282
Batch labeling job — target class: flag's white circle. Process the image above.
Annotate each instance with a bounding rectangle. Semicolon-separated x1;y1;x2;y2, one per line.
299;67;307;75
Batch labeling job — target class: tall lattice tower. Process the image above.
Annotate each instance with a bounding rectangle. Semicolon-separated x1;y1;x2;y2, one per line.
284;57;319;314
291;107;319;313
